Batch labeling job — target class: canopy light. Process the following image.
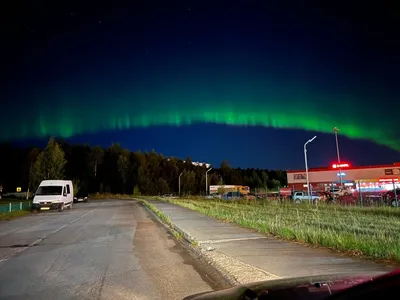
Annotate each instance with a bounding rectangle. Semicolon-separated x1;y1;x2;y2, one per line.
332;163;350;168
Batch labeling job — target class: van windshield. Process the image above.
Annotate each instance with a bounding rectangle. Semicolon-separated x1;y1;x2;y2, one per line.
36;186;63;195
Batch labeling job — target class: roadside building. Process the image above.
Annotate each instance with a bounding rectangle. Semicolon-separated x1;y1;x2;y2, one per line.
286;162;400;192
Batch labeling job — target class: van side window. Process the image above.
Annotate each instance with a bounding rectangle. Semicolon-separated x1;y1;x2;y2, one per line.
66;184;71;194
63;187;67;195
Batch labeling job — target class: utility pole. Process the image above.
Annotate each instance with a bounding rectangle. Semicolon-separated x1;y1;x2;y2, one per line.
304;136;317;203
206;168;212;196
333;127;342;187
94;160;97;178
26;161;32;200
179;172;183;197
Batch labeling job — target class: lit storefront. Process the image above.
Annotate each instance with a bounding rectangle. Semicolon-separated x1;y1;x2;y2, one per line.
287;162;400;192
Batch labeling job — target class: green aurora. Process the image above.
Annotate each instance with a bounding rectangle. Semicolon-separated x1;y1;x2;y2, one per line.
3;78;398;152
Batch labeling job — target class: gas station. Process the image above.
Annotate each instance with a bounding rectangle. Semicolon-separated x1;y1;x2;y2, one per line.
286;162;400;193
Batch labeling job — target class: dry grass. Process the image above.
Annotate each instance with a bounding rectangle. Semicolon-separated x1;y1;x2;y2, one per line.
89;193;139;200
0;211;30;221
157;197;400;262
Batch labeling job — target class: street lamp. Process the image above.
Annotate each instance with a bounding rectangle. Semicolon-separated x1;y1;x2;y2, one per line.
304;136;317;202
205;168;212;196
178;173;183;197
333;127;342;186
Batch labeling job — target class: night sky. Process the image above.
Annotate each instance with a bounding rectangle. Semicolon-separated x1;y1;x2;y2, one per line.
1;1;399;169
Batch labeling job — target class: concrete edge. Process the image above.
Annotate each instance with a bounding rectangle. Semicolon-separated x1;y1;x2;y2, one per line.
137;198;239;286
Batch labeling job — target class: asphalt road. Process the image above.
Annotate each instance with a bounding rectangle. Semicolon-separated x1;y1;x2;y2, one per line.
0;200;230;300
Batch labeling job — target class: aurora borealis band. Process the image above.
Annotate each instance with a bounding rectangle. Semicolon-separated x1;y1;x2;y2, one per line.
4;79;399;152
1;1;399;167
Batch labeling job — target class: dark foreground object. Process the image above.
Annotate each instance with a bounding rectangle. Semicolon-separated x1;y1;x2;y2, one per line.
185;269;400;300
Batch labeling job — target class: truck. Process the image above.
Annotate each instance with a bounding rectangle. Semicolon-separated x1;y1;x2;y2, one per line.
209;185;250;195
32;180;74;212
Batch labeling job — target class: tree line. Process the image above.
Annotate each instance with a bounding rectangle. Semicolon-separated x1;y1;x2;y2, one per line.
0;138;287;195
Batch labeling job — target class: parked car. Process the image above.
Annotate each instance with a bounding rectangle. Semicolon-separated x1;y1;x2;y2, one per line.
205;194;222;199
74;190;89;203
223;191;243;200
317;191;334;203
383;189;400;207
162;193;178;198
244;193;257;200
292;191;319;204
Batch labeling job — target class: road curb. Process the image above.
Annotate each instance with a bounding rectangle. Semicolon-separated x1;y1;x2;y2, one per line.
137;199;238;285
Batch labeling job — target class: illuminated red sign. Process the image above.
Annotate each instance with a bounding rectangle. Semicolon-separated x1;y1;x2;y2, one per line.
332;163;350;169
378;178;398;182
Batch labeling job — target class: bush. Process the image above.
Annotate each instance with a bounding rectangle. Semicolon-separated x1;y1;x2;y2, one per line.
89;193;139;200
133;185;141;196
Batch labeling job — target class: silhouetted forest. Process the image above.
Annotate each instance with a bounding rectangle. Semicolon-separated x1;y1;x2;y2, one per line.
0;139;287;195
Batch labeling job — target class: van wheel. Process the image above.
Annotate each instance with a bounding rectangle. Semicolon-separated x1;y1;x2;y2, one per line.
295;199;301;204
59;204;64;212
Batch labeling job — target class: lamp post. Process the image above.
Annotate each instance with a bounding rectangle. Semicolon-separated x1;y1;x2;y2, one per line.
178;173;183;197
333;127;342;187
304;136;317;202
206;168;212;196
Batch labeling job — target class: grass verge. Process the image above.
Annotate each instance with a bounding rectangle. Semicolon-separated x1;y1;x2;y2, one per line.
89;193;142;200
158;197;400;262
0;211;30;221
138;199;185;241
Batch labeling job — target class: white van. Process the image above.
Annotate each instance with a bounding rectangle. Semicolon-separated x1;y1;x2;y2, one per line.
32;180;73;212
